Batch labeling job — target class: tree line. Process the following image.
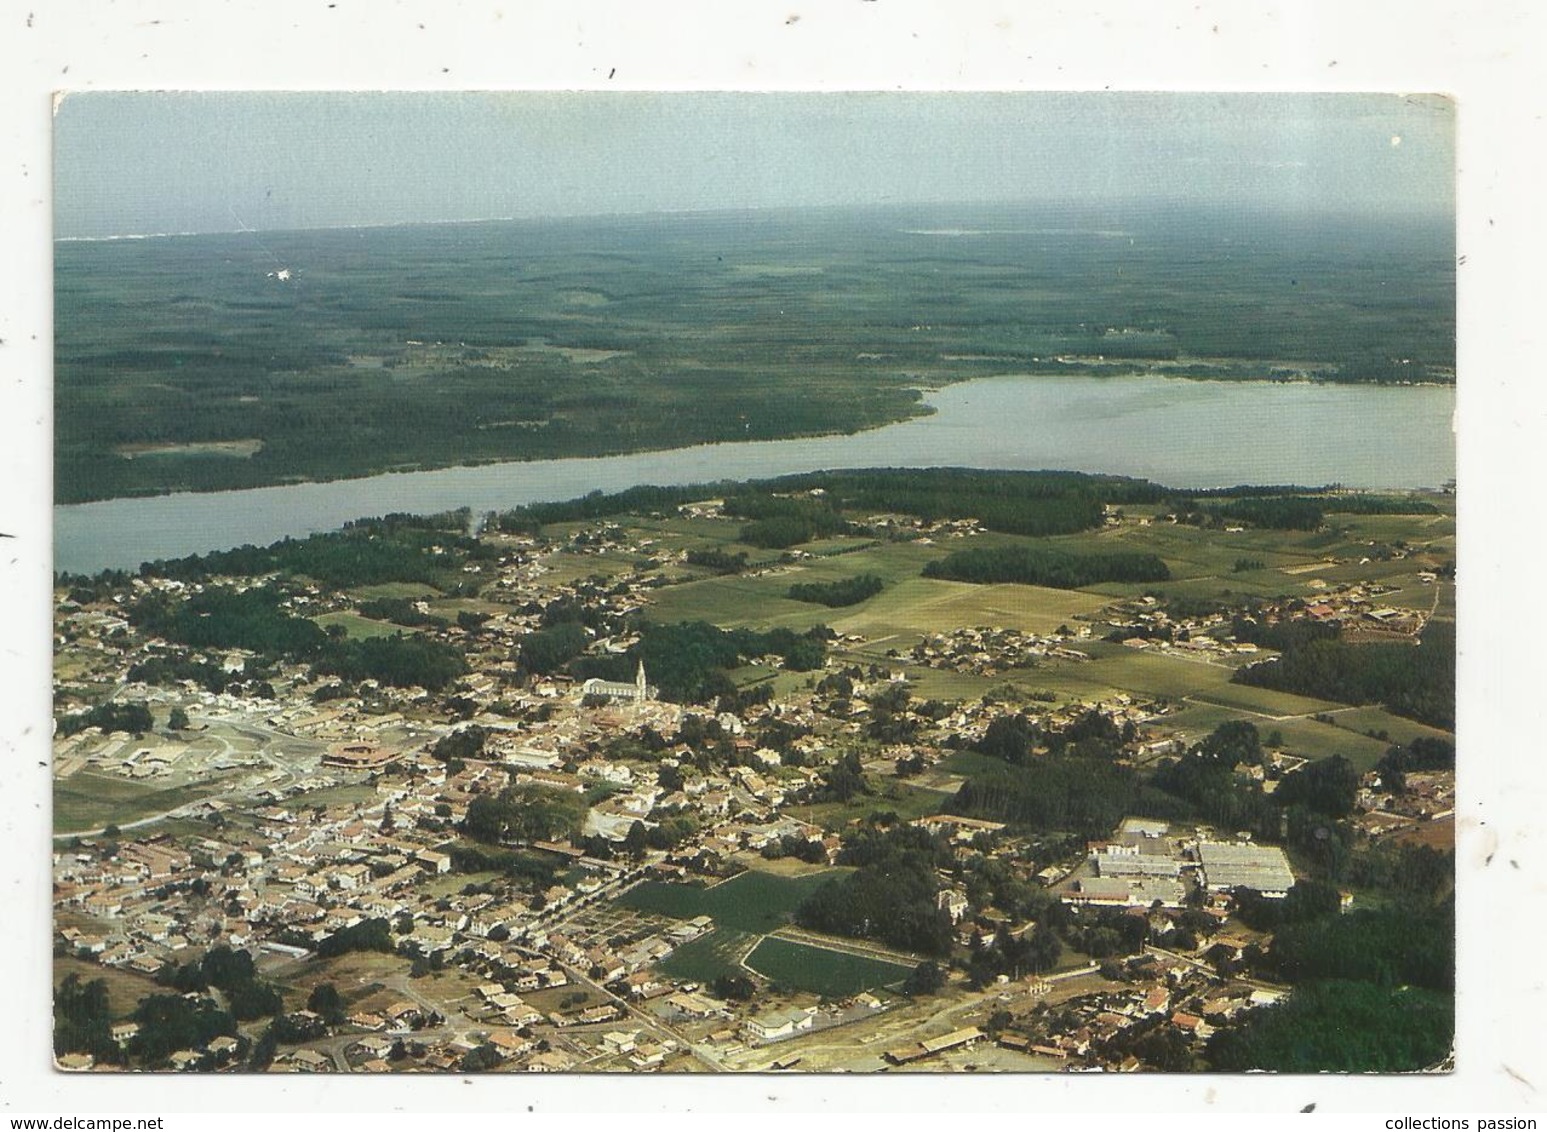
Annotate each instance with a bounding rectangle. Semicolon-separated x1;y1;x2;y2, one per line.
486;468;1190;552
923;545;1171;589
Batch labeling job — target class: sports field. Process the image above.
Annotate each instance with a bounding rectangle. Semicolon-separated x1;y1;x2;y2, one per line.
743;937;911;997
617;868;845;935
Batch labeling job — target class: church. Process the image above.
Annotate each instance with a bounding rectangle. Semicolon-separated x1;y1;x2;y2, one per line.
580;661;657;704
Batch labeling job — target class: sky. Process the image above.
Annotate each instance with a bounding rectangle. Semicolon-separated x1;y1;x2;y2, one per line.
52;91;1454;238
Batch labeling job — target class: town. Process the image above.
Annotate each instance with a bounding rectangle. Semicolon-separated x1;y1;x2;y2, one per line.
52;470;1455;1074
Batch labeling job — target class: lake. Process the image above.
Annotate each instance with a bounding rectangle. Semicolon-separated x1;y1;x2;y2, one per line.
53;373;1456;575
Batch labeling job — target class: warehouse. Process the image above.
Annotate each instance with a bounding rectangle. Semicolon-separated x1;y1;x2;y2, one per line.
1197;841;1295;898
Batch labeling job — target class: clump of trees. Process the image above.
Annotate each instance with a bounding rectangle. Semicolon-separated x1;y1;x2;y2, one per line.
685;548;749;574
514;622;590;676
949;756;1146;838
1258;903;1453;991
964;923;1063;987
975;712;1040;765
55;974;120;1064
1373;736;1455;795
923;546;1170;589
492;469;1163;545
432;725;488;764
132;514;487;589
1213;496;1325;531
154;945;284;1021
787;574;884;608
796;822;955;955
356;596;448;628
725;492;851;549
573;620;828;704
310;918;396;959
127;993;239;1067
1273;754;1360;818
56;701;153;738
463;784;587;846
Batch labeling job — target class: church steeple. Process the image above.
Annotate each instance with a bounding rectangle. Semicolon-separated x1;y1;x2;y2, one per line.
636;661;648;699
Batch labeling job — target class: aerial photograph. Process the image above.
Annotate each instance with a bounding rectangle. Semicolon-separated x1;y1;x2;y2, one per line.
50;92;1455;1075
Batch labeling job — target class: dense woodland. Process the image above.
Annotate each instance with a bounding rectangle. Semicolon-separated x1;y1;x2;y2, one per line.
922;545;1171;588
493;468;1160;544
55;207;1454;503
124;584;469;691
1233;620;1454;729
794;822;957;956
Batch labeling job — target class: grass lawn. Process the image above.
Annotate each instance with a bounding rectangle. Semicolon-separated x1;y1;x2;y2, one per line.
785;782;945;831
832;577;1109;639
889;666;1010;704
644;574;828;631
743;937;912;997
523;984;603;1014
531;552;638;585
1319;706;1454;749
312;611;407;640
939;750;1018;779
54;956;163;1021
277;782;380;812
424;596;513;618
267;949;411;1009
53;771;238;833
1026;650;1344;719
618;868;845;935
1159;702;1392;770
659;928;759;984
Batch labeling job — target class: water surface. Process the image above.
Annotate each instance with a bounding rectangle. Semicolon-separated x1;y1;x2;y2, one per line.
54;374;1456;575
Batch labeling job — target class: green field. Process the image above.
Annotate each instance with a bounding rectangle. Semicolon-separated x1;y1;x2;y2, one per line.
54;956;164;1021
784;782;947;830
618;868;844;934
743;937;912;997
625;869;916;993
276;782;381;812
53;771;236;834
659;928;760;985
312;611;406;640
1017;649;1335;715
633;492;1450;775
1160;702;1393;770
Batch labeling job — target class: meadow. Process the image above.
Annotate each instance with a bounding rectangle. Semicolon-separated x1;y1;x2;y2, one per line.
627;488;1453;771
53;771;237;834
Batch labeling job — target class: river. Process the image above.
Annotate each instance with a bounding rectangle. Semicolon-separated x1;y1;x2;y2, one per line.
54;373;1456;575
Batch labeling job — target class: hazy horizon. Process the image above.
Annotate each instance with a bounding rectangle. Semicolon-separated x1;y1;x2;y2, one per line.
53;91;1455;240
